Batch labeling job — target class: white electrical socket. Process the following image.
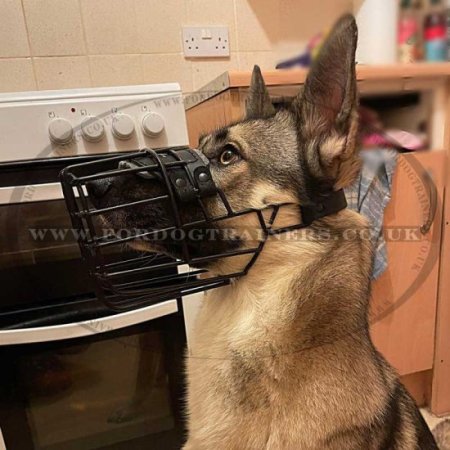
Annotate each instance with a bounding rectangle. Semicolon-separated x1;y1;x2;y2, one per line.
182;26;230;58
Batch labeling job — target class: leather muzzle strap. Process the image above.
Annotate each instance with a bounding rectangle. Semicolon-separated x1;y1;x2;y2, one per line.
300;189;348;226
270;189;348;235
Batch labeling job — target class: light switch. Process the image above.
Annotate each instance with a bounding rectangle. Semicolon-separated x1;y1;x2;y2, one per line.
201;28;212;39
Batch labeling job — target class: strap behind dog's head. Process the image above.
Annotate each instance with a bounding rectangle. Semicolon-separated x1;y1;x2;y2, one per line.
300;189;348;226
270;189;347;235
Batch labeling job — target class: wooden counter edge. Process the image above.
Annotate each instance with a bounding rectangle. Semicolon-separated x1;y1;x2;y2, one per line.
227;63;450;88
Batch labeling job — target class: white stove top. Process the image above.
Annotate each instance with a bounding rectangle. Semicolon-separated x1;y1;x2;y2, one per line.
0;83;189;163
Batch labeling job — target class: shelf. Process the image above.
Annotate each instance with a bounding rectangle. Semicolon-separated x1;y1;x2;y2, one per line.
185;63;450;110
227;63;450;88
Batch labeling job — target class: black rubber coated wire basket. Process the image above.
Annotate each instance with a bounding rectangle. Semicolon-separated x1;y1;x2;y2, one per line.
59;147;279;311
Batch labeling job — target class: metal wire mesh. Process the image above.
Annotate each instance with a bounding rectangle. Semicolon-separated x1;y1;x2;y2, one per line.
59;147;280;311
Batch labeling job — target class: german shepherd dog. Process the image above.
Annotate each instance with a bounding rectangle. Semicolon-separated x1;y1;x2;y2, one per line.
87;14;440;450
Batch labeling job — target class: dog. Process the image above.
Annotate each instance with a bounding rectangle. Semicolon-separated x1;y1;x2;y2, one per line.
87;14;440;450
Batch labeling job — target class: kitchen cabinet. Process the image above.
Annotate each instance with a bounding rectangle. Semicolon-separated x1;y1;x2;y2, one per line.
370;151;445;376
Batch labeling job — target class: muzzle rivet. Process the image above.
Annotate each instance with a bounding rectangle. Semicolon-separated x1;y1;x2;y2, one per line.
175;178;187;187
198;172;210;182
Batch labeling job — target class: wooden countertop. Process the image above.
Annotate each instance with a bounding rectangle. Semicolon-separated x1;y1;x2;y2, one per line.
227;62;450;87
185;62;450;110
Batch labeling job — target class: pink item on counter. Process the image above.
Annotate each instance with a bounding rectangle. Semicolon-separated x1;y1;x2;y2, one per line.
385;129;426;150
362;130;426;151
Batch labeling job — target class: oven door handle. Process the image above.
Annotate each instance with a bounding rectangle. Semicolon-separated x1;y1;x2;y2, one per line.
0;182;64;204
0;182;89;204
0;300;178;345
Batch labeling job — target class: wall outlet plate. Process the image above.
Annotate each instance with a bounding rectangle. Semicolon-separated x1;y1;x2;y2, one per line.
182;26;230;58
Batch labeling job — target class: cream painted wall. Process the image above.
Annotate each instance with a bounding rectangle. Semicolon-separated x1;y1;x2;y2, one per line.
0;0;352;94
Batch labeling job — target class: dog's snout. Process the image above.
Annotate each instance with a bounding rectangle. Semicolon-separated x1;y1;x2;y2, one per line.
86;179;112;198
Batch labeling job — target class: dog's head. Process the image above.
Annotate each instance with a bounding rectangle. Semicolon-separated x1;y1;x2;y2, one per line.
87;15;360;270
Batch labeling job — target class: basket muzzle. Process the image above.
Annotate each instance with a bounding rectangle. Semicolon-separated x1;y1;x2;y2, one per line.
59;146;347;311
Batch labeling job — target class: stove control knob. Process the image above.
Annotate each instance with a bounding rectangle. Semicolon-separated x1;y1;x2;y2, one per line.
81;116;105;142
48;118;73;145
142;112;165;137
112;113;135;140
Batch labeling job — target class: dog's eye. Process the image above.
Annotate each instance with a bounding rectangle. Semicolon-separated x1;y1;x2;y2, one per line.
219;145;240;166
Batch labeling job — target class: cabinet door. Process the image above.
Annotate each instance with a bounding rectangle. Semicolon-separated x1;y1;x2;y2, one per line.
370;151;445;376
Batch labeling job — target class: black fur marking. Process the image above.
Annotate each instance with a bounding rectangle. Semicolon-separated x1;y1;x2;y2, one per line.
214;127;229;143
228;350;271;413
323;424;371;448
413;400;439;449
379;382;402;450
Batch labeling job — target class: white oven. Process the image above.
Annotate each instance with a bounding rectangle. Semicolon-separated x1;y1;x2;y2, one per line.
0;84;202;449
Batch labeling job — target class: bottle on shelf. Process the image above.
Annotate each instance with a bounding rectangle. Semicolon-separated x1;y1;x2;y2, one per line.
398;0;421;63
424;0;447;61
447;0;450;59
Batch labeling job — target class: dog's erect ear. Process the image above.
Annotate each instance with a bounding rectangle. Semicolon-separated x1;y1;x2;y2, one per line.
293;14;360;190
245;65;276;120
295;14;358;134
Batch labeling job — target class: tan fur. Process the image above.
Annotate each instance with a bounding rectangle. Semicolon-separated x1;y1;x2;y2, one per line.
184;211;432;449
184;209;397;449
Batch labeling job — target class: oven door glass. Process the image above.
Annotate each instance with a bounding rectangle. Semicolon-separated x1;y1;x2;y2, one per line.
0;197;176;326
0;314;186;450
0;198;95;312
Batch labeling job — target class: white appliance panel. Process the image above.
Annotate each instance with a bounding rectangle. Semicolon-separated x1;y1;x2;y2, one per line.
0;84;188;162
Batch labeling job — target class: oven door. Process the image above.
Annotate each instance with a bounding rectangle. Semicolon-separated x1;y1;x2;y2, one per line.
0;302;186;450
0;159;188;449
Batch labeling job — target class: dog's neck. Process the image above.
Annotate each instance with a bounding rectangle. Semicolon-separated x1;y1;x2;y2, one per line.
194;208;373;358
